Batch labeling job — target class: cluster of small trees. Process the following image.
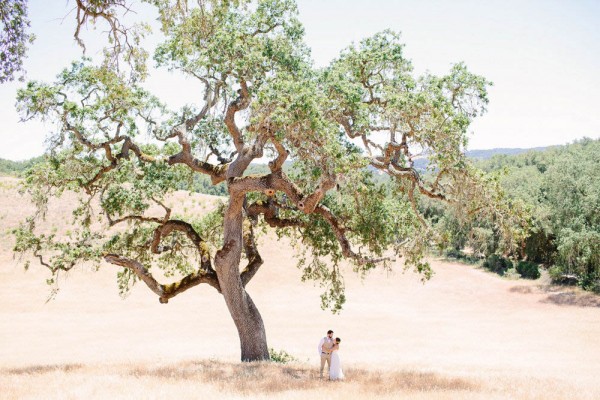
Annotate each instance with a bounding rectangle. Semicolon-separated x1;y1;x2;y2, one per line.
0;156;44;176
432;138;600;291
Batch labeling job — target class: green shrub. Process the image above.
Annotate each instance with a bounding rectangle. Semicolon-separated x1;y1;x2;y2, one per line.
482;254;513;275
269;348;297;364
445;248;464;259
503;267;521;280
578;273;600;293
516;261;541;279
549;265;578;285
549;266;563;281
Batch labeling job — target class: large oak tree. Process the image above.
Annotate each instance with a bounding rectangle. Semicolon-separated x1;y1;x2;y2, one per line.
13;0;524;361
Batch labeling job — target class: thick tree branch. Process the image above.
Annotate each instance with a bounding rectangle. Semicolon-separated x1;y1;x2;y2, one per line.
119;137;155;162
209;143;236;164
168;151;228;184
240;219;263;287
226;132;268;178
224;79;250;152
107;214;165;227
104;254;220;303
268;138;288;172
370;156;447;201
246;199;303;228
296;175;336;214
84;159;118;192
150;220;213;269
228;170;334;214
106;212;219;291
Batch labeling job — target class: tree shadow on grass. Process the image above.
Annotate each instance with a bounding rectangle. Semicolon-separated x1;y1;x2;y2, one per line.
5;363;83;375
509;285;535;294
129;360;479;395
541;292;600;308
2;360;479;395
509;284;600;308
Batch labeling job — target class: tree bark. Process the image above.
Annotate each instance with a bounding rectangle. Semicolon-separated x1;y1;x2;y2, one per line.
215;190;269;362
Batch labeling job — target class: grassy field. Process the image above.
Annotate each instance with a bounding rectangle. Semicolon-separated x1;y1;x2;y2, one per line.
5;359;596;400
1;177;599;399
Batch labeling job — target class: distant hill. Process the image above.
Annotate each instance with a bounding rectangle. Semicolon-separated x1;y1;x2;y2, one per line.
465;146;551;160
409;146;551;171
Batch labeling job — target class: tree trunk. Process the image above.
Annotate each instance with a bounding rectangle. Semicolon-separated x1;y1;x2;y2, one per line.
227;286;270;361
215;191;270;362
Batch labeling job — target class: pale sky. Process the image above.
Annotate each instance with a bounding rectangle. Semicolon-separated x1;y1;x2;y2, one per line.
0;0;599;161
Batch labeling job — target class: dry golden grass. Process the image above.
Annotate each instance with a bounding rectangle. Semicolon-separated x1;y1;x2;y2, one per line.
2;359;597;400
1;177;600;399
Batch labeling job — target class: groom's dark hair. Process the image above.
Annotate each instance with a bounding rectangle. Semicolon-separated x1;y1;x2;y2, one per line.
327;330;333;334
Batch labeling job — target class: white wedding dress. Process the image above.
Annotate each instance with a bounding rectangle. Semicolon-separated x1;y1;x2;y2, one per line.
329;350;344;380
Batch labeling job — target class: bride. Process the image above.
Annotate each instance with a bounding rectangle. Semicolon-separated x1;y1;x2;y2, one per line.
329;337;344;381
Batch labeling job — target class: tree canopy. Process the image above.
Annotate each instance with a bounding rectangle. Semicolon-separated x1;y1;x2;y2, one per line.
12;0;522;361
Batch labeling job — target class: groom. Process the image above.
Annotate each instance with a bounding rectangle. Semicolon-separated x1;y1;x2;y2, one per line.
317;329;335;378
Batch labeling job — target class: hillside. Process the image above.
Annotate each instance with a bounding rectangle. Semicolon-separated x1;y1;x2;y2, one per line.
465;146;551;160
1;177;600;399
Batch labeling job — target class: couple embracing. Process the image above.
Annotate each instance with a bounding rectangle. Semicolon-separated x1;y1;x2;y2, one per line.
318;329;344;380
